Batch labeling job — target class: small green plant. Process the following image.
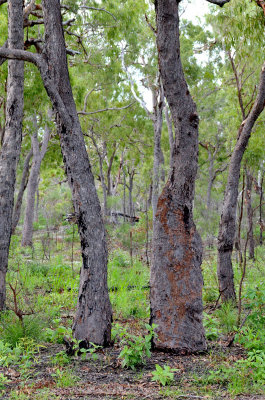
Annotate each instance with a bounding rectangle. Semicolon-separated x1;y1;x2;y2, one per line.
0;372;11;390
118;324;157;370
216;300;237;335
44;321;72;344
52;351;71;366
52;368;79;388
151;364;178;386
203;313;220;340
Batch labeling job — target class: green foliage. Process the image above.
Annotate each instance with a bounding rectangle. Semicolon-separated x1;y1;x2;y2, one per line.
203;313;220;341
216;300;237;335
151;364;178;386
118;324;157;370
52;368;79;388
0;312;46;347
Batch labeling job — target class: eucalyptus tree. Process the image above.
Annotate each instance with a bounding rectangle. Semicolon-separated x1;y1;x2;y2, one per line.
150;0;231;353
0;0;112;345
207;0;265;301
0;0;24;311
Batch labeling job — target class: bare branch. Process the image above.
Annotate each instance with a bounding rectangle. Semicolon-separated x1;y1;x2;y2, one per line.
0;47;41;66
121;47;154;121
81;6;117;22
78;102;135;116
205;0;231;6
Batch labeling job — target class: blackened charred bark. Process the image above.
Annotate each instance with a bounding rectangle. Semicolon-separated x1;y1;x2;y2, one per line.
217;61;265;302
41;0;112;346
150;0;206;353
12;148;33;234
0;0;24;311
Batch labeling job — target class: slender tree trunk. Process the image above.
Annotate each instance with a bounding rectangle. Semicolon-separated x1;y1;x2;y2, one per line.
21;118;50;246
207;151;214;210
12;148;33;234
128;169;135;220
41;0;112;346
245;169;255;259
217;61;265;302
150;0;206;353
0;0;24;311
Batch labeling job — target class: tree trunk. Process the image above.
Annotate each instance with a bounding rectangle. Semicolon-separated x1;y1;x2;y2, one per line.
217;61;265;302
207;151;214;210
12;148;33;234
128;169;135;220
0;0;24;311
41;0;112;346
21;117;50;246
165;105;174;169
245;169;255;259
150;0;206;353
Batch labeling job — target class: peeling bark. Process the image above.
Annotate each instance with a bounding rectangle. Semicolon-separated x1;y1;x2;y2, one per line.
150;0;206;353
0;0;24;311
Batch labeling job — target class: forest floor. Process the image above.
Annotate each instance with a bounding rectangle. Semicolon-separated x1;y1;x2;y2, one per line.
1;319;264;400
1;231;265;400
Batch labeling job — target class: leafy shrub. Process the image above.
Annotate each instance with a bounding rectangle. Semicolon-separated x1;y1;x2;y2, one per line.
151;364;178;386
118;324;157;370
203;313;220;340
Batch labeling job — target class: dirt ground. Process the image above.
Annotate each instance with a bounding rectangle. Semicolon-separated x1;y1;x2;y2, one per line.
2;338;264;400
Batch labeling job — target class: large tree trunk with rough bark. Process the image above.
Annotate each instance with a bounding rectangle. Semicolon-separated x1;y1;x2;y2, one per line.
0;0;24;311
217;61;265;302
41;0;112;346
21;117;50;247
150;0;206;353
12;148;33;234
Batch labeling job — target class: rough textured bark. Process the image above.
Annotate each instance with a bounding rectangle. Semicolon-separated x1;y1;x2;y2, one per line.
21;117;50;246
150;0;206;353
165;105;174;169
217;61;265;302
0;0;24;311
245;169;255;259
12;148;33;234
41;0;112;346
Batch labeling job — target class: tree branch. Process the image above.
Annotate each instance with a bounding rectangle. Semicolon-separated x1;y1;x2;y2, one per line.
78;102;135;116
205;0;231;6
0;47;41;66
121;47;154;121
81;6;117;22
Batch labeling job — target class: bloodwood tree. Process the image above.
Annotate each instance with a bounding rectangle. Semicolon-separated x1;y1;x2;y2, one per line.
0;0;112;345
150;0;230;353
0;0;24;311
